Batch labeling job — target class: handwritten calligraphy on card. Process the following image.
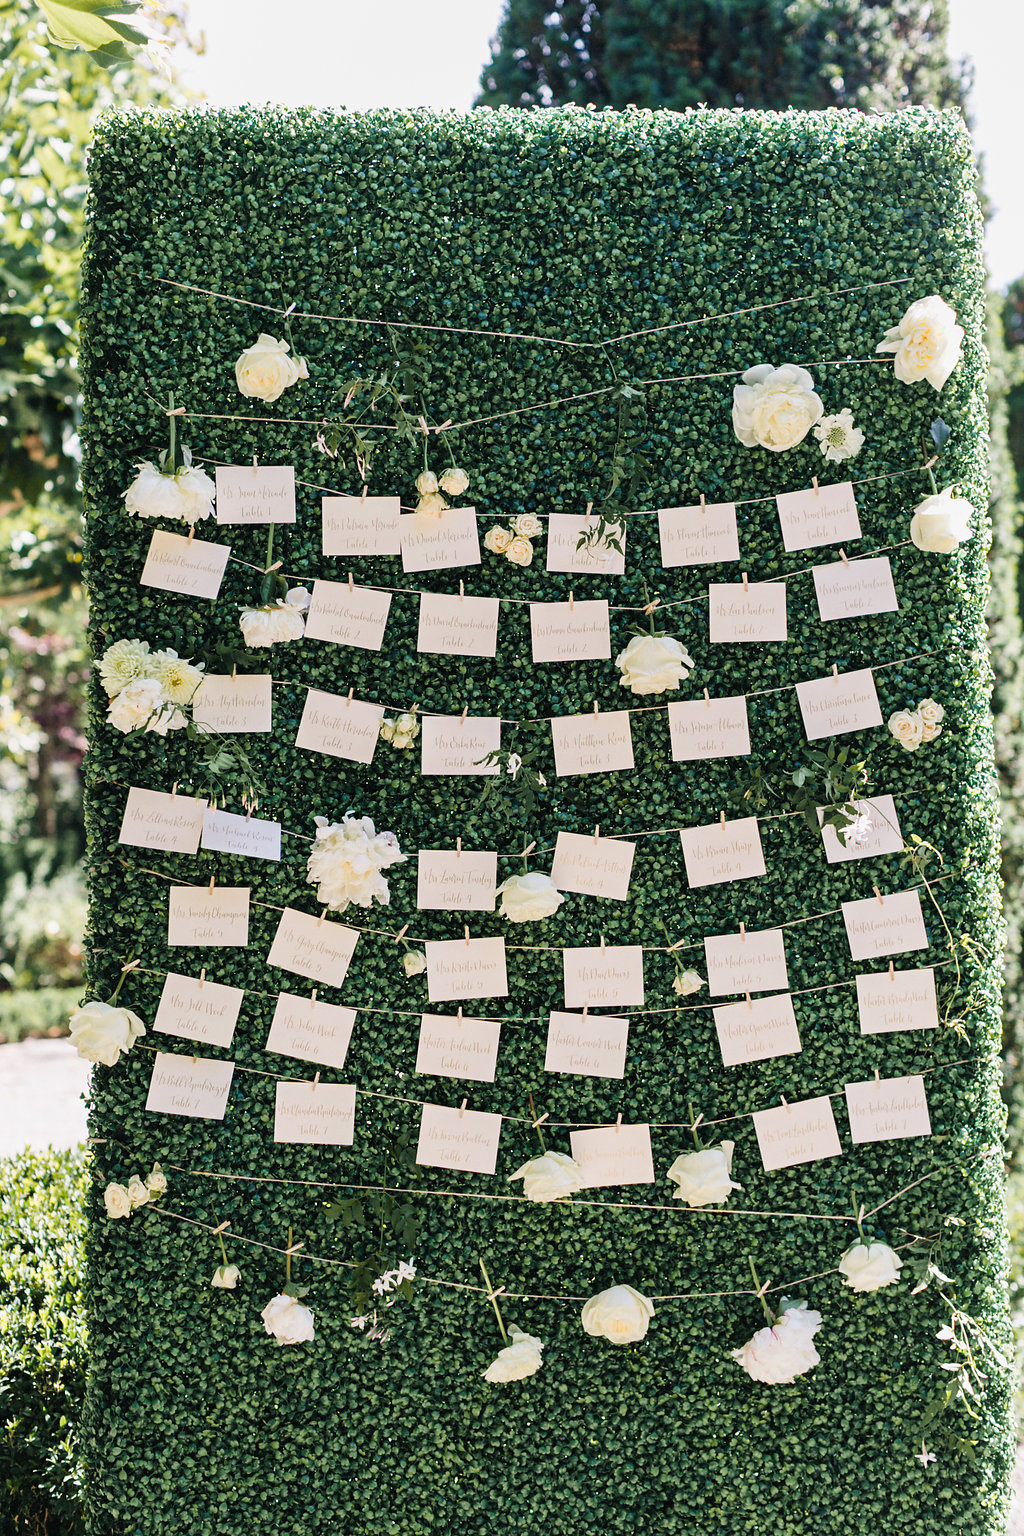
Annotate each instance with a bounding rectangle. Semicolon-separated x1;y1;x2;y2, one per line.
118;787;206;854
713;993;801;1067
274;1082;356;1146
544;1011;629;1079
775;480;861;552
549;831;635;901
752;1096;843;1171
191;674;272;734
140;530;230;600
167;886;250;947
417;591;500;658
215;465;295;524
795;668;882;740
845;1074;931;1144
551;711;634;777
400;507;481;572
562;945;644;1008
266;908;359;987
658;501;740;567
265;993;358;1070
569;1123;654;1188
679;816;765;888
294;688;384;764
856;967;938;1034
154;971;244;1049
708;582;787;643
415;1103;502;1174
842;890;929;961
425;936;509;1002
667;695;751;762
145;1053;234;1120
529;600;611;663
322;495;401;557
304;580;392;651
415;1014;501;1083
416;849;498;911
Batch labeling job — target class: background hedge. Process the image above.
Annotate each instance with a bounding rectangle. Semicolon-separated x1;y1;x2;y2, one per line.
79;104;1011;1536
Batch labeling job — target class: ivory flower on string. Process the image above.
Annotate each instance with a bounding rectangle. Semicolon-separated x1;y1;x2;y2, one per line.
212;1264;240;1289
402;949;427;977
875;295;964;390
235;333;309;402
581;1285;654;1344
495;871;565;922
239;599;306;648
261;1292;315;1345
812;409;864;463
909;488;973;553
306;813;406;912
616;633;694;695
68;999;146;1067
509;1151;586;1203
732;1298;822;1384
106;677;183;736
483;1325;544;1383
380;712;419;749
666;1143;741;1208
672;970;704;997
439;466;470;497
150;648;205;706
732;364;824;451
838;1240;903;1293
123;454;216;525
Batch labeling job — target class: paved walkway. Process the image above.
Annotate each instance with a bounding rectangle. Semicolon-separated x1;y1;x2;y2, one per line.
0;1036;90;1158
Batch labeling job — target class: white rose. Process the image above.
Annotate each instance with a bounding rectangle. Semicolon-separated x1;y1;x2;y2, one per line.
509;1151;586;1203
96;638;153;697
235;333;309;402
150;648;205;706
875;295;964;390
495;871;565;922
666;1143;741;1207
732;363;824;451
402;950;427;977
616;633;695;695
239;602;305;647
145;1164;167;1196
123;462;186;521
581;1284;654;1345
416;470;439;496
918;698;944;727
512;513;543;538
68;999;146;1067
672;970;704;997
104;1182;132;1219
212;1264;240;1289
415;491;448;520
382;712;419;749
838;1240;903;1293
909;488;973;553
439;466;470;497
506;535;534;567
106;677;179;735
732;1298;822;1384
127;1174;150;1208
483;1325;544;1383
484;526;513;555
888;709;924;752
261;1292;315;1346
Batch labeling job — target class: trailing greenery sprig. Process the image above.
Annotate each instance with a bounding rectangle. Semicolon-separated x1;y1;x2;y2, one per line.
576;379;648;555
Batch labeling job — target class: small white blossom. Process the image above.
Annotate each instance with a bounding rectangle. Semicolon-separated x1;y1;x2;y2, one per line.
813;409;864;462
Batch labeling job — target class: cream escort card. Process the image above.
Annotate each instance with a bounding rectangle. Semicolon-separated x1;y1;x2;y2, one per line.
425;936;509;1002
546;514;627;575
529;600;611;663
322;495;401;557
658;501;740;567
140;530;231;600
549;830;635;901
569;1123;655;1188
400;507;481;572
145;1053;234;1120
679;816;765;888
544;1011;629;1079
775;481;861;552
795;668;882;740
842;889;928;961
415;1014;502;1082
274;1082;356;1146
420;715;501;776
265;992;357;1069
845;1074;932;1144
416;849;497;911
562;945;645;1007
201;807;281;862
704;927;789;997
551;711;634;777
215;465;295;524
191;674;272;733
266;907;360;987
856;967;938;1034
154;971;244;1048
417;591;500;658
713;993;801;1068
668;696;751;761
708;582;787;643
304;581;392;651
167;887;250;947
416;1103;502;1174
752;1096;843;1172
813;556;898;622
295;688;384;764
118;787;206;854
819;795;903;864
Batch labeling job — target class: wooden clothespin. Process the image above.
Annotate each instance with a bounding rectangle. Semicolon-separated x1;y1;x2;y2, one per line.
745;991;753;1010
348;570;354;593
464;924;471;947
394;924;409;943
741;570;749;593
460;705;468;727
456;1006;463;1025
459;580;465;603
171;782;178;798
593;699;599;717
839;548;850;566
832;663;840;685
310;988;318;1007
532;1111;549;1130
720;811;727;832
568;589;574;612
812;475;820;497
599;934;606;952
318;908;328;928
198;968;206;989
208;876;215;894
888;961;895;982
739;921;746;941
312;1072;320;1090
456;837;462;859
252;454;259;470
699;492;706;513
458;1098;467;1119
360;483;368;503
703;687;711;709
346;686;354;707
594;824;600;843
873;885;884;907
213;1220;231;1234
615;1112;622;1132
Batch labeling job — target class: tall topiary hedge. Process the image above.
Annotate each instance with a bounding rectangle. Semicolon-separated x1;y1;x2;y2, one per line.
79;105;1011;1536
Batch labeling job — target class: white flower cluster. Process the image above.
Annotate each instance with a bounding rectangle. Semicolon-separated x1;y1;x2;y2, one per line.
69;999;146;1067
306;813;406;912
732;364;864;460
239;587;310;648
371;1259;417;1297
888;698;944;752
484;514;542;566
123;451;216;525
103;1164;167;1219
414;466;470;520
235;333;309;402
379;711;419;749
97;638;204;735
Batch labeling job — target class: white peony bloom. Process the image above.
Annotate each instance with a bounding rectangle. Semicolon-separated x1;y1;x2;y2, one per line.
261;1293;315;1346
306;813;406;912
838;1240;903;1293
96;639;154;698
616;633;695;695
150;648;205;706
732;1298;822;1384
239;601;305;647
106;677;181;735
483;1325;544;1383
813;409;865;463
402;949;427;977
875;295;964;390
910;488;973;554
145;1164;167;1196
123;462;187;521
104;1182;132;1219
918;698;944;743
416;470;440;496
68;999;146;1067
732;363;824;452
415;491;449;520
172;463;218;524
235;333;309;402
509;1151;586;1203
438;466;470;497
484;526;513;555
888;709;924;752
211;1264;240;1289
511;513;543;538
127;1175;150;1208
672;970;704;997
495;871;565;923
666;1143;741;1208
581;1284;655;1345
506;535;534;567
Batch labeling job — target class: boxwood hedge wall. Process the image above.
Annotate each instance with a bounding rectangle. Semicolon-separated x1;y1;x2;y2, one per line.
79;105;1011;1536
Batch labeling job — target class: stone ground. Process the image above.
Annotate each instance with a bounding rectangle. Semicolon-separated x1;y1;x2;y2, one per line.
0;1035;1021;1527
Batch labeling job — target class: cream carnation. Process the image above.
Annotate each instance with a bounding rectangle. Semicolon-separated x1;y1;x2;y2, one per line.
306;813;406;912
235;333;309;402
68;999;146;1067
876;295;964;390
732;1298;822;1384
171;463;217;524
666;1143;741;1207
506;535;534;567
495;871;565;922
106;677;179;735
838;1240;903;1293
484;526;513;555
732;363;824;452
509;1151;586;1203
616;633;695;695
483;1325;544;1383
888;709;924;752
261;1293;315;1345
581;1284;654;1345
439;466;470;497
239;601;305;647
96;639;154;698
910;488;973;554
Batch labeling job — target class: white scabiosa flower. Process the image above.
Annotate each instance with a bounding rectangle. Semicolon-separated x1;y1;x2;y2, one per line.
812;409;865;462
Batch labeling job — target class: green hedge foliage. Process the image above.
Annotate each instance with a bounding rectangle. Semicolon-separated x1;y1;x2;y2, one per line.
79;105;1011;1536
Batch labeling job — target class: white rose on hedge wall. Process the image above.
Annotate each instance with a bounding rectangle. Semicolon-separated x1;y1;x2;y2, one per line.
495;871;565;922
616;633;695;695
415;491;448;520
838;1241;903;1293
512;513;543;538
732;1298;822;1384
918;698;945;741
124;461;218;524
484;526;513;554
909;488;973;553
666;1143;742;1208
127;1175;150;1208
506;535;534;567
103;1182;132;1219
483;1325;545;1383
106;678;179;735
416;470;439;496
888;709;924;751
875;295;964;390
211;1264;241;1290
732;363;824;451
402;949;427;977
235;333;309;402
581;1285;655;1344
145;1164;167;1196
239;601;306;647
672;970;704;997
439;466;470;497
68;1000;146;1067
261;1293;315;1346
509;1150;586;1203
